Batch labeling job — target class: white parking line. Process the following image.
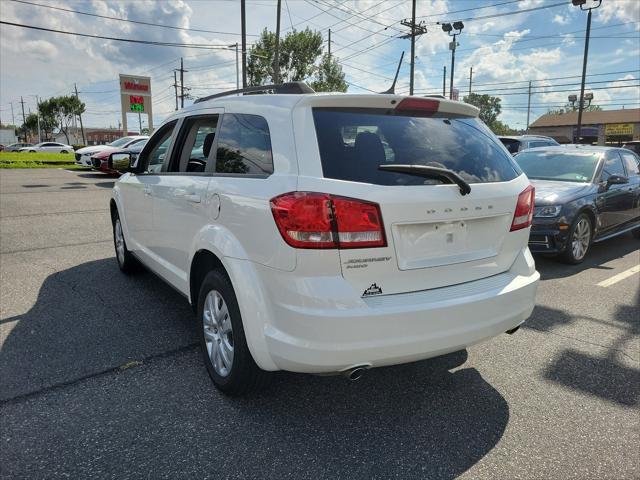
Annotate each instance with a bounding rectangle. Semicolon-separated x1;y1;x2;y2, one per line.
597;265;640;288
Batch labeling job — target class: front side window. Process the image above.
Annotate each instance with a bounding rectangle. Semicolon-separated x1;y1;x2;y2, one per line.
601;153;626;181
620;151;640;177
138;121;177;174
172;115;218;173
313;108;520;185
215;114;273;175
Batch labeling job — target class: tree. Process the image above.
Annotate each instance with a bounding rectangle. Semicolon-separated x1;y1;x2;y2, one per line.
490;120;518;136
247;28;347;92
547;103;602;115
309;54;347;92
40;95;85;144
21;113;39;138
463;93;502;126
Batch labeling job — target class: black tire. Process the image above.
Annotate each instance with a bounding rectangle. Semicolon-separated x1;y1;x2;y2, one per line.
112;211;140;274
559;213;592;264
60;150;68;154
197;270;271;395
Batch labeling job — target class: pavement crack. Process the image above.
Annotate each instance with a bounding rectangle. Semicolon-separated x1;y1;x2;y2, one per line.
0;343;199;406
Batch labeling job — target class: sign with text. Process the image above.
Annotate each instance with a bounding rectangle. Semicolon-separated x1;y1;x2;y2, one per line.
119;74;153;133
605;123;634;136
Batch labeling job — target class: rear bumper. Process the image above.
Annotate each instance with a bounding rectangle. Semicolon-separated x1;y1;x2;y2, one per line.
230;248;539;373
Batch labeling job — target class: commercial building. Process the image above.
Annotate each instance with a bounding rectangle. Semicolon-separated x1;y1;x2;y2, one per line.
528;108;640;145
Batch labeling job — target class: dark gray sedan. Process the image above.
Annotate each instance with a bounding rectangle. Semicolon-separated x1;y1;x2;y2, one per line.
515;145;640;263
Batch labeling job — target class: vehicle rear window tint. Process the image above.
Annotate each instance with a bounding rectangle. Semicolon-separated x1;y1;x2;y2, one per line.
312;108;520;186
215;114;273;175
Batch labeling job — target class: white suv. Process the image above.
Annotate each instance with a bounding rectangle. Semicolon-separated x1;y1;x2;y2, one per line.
110;83;539;395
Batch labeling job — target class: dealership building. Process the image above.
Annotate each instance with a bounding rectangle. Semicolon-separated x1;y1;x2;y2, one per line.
528;108;640;145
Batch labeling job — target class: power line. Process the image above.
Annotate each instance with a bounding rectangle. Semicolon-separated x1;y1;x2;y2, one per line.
8;0;259;37
0;21;238;50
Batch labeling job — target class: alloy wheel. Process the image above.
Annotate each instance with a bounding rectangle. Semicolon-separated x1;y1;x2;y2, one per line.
114;219;125;265
571;217;591;261
202;290;234;377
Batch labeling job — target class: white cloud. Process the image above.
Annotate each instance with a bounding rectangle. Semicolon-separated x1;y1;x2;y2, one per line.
599;0;640;28
552;14;569;25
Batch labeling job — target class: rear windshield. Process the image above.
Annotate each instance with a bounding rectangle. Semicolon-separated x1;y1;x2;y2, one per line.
312;108;520;186
515;150;600;183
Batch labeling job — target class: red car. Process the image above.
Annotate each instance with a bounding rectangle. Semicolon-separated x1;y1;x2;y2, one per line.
91;140;147;174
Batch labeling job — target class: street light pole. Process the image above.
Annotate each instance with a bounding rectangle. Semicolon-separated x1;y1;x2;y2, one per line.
449;34;457;100
441;22;464;100
573;0;601;143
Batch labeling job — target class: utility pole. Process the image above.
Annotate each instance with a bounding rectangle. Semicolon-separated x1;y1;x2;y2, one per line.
573;0;601;144
235;43;240;92
400;0;427;96
526;80;532;133
241;0;247;88
74;83;86;144
328;29;331;59
10;102;15;126
173;71;179;110
35;95;41;142
19;96;26;142
468;66;473;96
442;66;446;97
180;58;186;108
273;0;282;85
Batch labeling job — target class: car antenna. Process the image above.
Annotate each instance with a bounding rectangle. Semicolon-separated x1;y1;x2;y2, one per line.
380;51;404;95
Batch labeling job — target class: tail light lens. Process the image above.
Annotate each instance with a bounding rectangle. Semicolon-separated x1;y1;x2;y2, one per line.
270;192;386;249
510;185;535;231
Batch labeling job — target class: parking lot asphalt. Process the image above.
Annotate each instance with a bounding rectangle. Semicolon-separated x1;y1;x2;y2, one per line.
1;168;638;479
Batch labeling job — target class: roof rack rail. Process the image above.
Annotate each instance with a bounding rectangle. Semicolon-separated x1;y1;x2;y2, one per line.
194;81;315;103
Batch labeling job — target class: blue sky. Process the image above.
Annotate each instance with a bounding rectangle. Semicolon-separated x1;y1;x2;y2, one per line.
1;0;638;131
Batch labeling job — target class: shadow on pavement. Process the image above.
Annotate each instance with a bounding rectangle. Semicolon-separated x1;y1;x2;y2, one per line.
527;293;639;407
0;259;510;479
533;233;639;280
0;258;197;401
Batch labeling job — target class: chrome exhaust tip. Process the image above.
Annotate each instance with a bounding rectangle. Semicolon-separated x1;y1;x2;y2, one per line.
341;364;371;381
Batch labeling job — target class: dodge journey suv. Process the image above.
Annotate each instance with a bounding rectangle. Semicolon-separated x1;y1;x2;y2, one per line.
110;83;539;395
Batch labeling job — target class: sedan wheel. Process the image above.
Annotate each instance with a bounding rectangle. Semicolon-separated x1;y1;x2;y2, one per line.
561;214;592;264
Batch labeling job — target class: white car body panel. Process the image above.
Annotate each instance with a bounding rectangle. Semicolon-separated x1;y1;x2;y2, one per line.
112;92;539;374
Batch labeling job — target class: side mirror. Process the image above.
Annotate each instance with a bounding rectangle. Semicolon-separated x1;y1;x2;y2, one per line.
109;152;131;172
606;174;629;187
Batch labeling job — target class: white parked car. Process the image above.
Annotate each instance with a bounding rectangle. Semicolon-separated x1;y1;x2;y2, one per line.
75;135;148;166
110;83;539;395
19;142;73;153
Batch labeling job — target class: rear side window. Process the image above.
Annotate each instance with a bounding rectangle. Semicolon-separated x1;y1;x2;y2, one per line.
620;151;640;176
313;108;520;185
528;141;551;149
215;114;273;175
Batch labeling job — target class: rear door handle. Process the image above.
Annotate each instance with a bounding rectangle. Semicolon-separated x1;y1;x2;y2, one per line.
185;194;201;203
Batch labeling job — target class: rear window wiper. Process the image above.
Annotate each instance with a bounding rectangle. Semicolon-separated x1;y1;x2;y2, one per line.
378;164;472;195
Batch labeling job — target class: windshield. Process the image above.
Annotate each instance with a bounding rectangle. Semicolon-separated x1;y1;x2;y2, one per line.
312;108;520;186
109;137;135;147
515;150;600;183
129;140;147;153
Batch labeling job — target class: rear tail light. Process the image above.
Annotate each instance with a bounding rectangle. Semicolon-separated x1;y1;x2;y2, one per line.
270;192;386;249
510;185;535;231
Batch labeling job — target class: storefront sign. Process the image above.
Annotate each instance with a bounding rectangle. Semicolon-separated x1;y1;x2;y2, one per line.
605;123;634;136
